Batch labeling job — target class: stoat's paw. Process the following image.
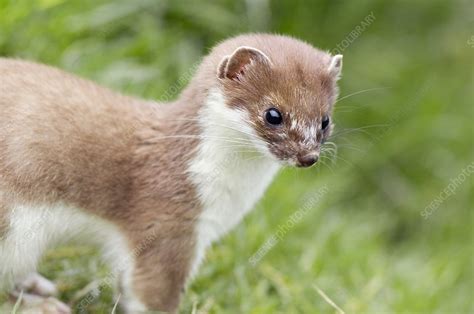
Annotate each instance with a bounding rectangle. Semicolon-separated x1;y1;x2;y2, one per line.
10;291;71;314
15;272;58;297
9;273;71;314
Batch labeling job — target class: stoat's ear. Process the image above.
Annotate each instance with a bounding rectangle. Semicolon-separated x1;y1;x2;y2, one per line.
328;54;343;80
217;46;272;81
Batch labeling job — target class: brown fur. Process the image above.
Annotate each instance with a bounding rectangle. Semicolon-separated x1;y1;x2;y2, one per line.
0;34;340;312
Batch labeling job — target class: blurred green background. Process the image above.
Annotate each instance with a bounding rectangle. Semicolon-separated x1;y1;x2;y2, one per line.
0;0;472;313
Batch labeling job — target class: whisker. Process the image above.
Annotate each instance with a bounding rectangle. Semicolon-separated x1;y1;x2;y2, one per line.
331;154;355;168
317;157;335;173
333;145;364;154
323;141;338;150
142;138;252;149
320;151;337;164
325;141;364;154
335;87;391;103
143;134;257;146
330;124;388;140
153;117;263;142
243;155;267;162
208;122;263;140
320;142;338;166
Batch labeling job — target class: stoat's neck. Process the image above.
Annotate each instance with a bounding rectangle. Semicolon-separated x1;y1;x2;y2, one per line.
187;89;281;244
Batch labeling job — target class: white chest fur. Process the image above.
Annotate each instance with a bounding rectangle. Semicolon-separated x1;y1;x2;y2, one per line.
187;90;280;276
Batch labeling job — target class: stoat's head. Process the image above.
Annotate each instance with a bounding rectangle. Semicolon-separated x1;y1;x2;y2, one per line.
214;36;342;167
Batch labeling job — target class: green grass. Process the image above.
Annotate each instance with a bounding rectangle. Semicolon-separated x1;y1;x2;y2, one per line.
0;0;472;313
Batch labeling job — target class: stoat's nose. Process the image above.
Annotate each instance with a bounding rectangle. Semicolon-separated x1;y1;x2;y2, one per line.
296;153;319;168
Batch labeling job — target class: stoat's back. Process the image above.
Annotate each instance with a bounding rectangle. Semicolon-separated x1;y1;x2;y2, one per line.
0;59;148;211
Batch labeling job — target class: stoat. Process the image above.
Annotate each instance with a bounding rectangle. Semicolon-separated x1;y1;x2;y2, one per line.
0;34;342;313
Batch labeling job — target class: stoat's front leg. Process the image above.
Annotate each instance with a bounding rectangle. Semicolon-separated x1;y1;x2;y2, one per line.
120;225;196;313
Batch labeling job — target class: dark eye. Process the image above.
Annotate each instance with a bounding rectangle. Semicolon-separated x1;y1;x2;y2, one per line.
321;116;330;130
265;108;283;125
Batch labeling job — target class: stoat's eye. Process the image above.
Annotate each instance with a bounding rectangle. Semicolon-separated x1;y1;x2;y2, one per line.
265;108;283;125
321;116;330;130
